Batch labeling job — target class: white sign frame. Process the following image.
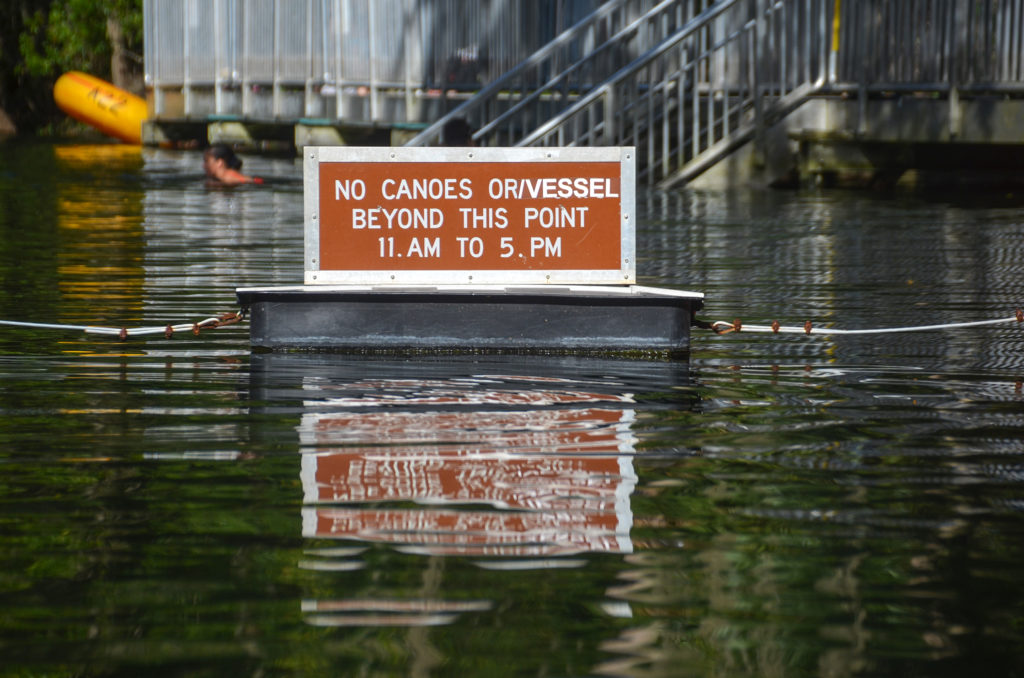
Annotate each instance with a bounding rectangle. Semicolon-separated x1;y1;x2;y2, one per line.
303;146;636;286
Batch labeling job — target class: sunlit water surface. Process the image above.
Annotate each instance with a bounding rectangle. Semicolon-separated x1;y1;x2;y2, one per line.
1;141;1024;677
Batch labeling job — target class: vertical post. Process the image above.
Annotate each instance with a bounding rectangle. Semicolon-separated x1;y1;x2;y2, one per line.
696;2;706;156
826;0;837;85
677;42;687;170
603;84;616;145
663;64;671;181
779;0;788;95
369;0;379;121
722;12;729;140
713;8;723;138
752;0;764;163
804;0;811;85
241;0;250;116
404;0;418;122
948;0;961;138
215;0;224;115
998;0;1009;79
231;0;240;114
145;0;163;117
321;0;331;87
335;0;344;121
857;0;867;136
738;0;747;135
183;0;191;117
305;0;314;117
646;66;654;179
273;0;281;118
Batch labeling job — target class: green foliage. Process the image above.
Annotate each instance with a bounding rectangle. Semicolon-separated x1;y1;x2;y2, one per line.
18;0;142;80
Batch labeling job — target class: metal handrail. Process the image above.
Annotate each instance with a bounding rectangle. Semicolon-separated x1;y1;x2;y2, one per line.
523;0;831;187
519;0;744;146
409;0;832;187
405;0;687;147
474;0;679;140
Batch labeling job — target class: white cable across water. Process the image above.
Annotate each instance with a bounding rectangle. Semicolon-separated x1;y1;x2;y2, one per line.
3;308;1018;341
707;310;1024;336
0;311;245;340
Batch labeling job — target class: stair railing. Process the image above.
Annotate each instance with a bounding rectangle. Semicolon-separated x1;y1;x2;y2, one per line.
522;0;831;186
409;0;831;188
406;0;711;147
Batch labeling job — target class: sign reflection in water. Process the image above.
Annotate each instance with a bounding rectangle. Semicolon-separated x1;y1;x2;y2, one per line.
257;356;662;628
300;407;638;557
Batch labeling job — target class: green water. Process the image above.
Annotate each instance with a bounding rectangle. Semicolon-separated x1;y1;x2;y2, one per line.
1;140;1024;677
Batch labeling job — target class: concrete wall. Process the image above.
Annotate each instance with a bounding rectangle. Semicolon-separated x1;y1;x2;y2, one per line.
689;96;1024;189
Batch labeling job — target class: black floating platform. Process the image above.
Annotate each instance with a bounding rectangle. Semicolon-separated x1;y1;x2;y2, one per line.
235;284;704;357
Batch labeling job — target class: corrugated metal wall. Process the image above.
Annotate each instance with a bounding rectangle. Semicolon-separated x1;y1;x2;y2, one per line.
144;0;597;123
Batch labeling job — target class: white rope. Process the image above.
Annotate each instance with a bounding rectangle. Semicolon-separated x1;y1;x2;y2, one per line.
0;312;245;340
709;311;1023;336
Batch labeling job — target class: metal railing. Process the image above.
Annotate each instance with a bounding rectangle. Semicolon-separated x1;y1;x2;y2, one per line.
408;0;831;185
833;0;1024;90
523;0;830;185
144;0;1024;181
830;0;1024;136
143;0;600;123
410;0;1024;186
405;0;712;146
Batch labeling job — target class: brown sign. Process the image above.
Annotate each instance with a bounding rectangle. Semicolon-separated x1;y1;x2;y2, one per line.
304;147;636;285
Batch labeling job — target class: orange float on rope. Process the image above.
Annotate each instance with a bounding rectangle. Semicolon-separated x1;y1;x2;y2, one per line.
53;71;147;145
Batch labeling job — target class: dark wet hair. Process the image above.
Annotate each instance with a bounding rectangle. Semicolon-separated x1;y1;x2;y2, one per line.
442;117;474;146
204;143;243;170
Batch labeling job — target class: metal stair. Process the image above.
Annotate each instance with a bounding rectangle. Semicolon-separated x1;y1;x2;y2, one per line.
407;0;830;187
